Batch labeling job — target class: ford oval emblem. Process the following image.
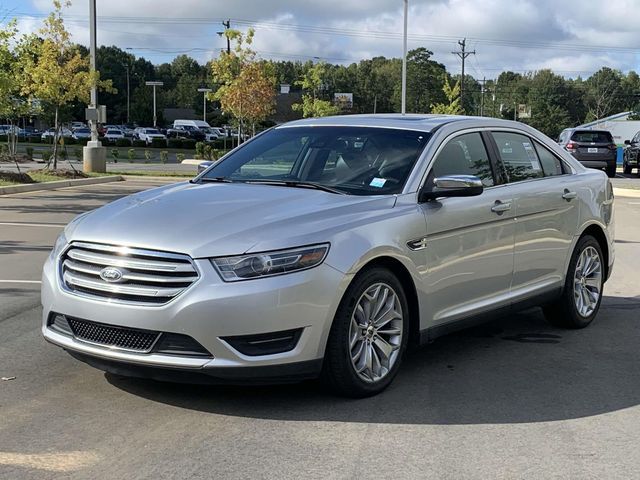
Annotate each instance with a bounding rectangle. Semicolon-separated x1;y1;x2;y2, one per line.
99;267;124;283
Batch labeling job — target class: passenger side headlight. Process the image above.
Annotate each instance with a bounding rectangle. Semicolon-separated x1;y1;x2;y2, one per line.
50;231;68;260
211;244;330;282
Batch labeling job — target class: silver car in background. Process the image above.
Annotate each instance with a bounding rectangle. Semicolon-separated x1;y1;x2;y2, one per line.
42;115;615;397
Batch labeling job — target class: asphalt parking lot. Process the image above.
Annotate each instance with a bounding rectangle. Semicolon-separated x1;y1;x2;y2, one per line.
1;178;640;479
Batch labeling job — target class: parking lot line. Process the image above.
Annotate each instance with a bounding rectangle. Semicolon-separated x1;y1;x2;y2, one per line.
0;222;65;228
0;280;42;284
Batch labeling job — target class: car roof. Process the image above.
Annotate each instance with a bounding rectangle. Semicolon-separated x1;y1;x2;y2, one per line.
277;114;528;133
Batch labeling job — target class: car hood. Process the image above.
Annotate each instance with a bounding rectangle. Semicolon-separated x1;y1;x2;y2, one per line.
67;182;397;258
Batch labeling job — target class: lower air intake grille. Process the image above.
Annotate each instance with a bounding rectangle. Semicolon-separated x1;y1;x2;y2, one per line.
67;317;160;352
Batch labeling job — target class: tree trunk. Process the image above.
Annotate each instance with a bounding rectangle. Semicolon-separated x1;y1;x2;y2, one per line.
51;107;59;170
8;119;20;174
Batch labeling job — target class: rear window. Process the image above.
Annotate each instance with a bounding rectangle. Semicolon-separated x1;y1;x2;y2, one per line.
571;131;613;143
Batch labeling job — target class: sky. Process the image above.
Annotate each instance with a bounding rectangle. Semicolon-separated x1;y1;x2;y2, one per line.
2;0;640;79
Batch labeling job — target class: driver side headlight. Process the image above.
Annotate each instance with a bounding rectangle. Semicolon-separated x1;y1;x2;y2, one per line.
211;243;330;282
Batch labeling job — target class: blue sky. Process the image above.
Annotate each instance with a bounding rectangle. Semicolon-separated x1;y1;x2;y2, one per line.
2;0;639;78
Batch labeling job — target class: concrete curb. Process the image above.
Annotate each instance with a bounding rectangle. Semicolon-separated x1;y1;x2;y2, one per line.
0;175;123;196
180;159;204;165
121;175;192;182
614;187;640;198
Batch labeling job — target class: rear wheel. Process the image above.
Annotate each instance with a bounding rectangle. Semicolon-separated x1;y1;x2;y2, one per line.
623;160;632;174
606;164;617;178
543;235;604;329
322;267;409;397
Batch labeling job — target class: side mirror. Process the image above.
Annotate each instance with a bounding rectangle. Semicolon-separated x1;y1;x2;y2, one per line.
624;139;631;145
419;175;484;202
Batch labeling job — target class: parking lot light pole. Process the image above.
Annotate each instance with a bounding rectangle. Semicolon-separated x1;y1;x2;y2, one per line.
401;0;408;115
145;81;163;127
198;88;213;123
83;0;106;173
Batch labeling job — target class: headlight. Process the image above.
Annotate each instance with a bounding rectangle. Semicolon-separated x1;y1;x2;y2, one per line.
211;243;330;282
50;231;68;260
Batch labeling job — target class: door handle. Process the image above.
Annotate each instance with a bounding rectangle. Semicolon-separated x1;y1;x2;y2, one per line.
562;190;577;201
491;201;511;214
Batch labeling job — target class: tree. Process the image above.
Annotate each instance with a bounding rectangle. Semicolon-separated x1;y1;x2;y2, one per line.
406;48;447;113
292;62;340;117
211;29;276;138
19;0;113;169
525;69;571;138
585;67;624;121
430;76;463;114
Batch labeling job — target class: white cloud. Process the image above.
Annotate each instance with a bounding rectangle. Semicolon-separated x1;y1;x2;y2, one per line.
10;0;640;77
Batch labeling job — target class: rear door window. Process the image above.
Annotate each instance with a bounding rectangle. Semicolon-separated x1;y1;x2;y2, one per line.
491;132;544;182
571;131;613;143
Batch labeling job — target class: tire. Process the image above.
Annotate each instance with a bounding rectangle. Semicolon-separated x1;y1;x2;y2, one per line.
623;161;632;175
543;235;604;329
322;267;410;398
605;164;617;178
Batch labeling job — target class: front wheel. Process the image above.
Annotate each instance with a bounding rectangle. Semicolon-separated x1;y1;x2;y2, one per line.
543;235;604;329
322;268;409;397
606;164;617;178
623;161;632;175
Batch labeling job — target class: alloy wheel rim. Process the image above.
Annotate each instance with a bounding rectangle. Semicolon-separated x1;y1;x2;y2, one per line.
348;282;403;383
573;246;602;318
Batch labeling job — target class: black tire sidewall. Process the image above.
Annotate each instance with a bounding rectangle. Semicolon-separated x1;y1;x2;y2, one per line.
324;267;410;397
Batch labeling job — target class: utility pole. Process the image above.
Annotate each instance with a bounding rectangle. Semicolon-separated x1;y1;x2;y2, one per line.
222;19;231;54
125;63;130;124
198;88;212;122
452;38;475;112
145;81;163;127
401;0;408;115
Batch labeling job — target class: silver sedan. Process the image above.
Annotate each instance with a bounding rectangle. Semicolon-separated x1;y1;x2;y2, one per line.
42;115;615;397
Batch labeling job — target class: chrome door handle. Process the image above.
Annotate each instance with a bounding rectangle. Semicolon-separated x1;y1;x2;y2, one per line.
491;201;511;214
562;190;577;201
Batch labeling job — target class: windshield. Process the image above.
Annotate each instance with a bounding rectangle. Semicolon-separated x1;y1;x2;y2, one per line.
201;126;429;195
145;129;160;134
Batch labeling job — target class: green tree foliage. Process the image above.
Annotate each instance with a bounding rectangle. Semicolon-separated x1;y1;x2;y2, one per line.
292;62;340;117
430;76;463;114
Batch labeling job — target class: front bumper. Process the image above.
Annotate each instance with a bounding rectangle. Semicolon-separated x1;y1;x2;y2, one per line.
42;250;351;381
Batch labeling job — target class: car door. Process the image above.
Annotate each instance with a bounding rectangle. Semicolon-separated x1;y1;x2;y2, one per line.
489;131;579;301
419;131;516;326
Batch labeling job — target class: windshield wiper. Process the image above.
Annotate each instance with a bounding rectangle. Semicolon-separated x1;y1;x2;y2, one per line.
245;180;346;195
198;176;234;183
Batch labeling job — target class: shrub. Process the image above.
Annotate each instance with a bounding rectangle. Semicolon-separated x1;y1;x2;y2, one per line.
195;141;205;159
0;134;7;143
41;148;52;162
150;137;167;149
111;149;120;163
160;150;169;164
60;148;68;160
210;138;227;150
132;139;146;148
144;149;153;163
176;153;185;163
116;138;131;147
127;148;136;162
62;137;76;145
167;138;182;149
73;148;83;162
28;136;41;144
26;147;34;159
181;139;196;150
75;138;88;146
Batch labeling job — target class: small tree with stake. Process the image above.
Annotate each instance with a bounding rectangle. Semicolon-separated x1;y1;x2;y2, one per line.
19;0;112;170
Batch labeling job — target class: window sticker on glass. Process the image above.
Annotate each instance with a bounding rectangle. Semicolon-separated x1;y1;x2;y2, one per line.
370;177;387;188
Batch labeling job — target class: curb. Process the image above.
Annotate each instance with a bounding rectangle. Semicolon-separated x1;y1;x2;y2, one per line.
180;159;204;165
0;175;123;196
614;187;640;198
121;175;192;182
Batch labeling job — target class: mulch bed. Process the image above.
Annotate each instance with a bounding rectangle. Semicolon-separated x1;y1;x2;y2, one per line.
30;168;89;179
0;171;35;184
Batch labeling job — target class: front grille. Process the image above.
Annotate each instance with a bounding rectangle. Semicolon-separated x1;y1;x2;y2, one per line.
67;317;160;352
60;242;199;305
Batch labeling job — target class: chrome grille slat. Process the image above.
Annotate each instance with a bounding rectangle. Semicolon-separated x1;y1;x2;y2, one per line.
60;243;199;305
66;249;196;273
62;259;198;284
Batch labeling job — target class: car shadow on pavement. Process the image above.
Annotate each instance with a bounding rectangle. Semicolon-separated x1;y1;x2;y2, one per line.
107;295;640;425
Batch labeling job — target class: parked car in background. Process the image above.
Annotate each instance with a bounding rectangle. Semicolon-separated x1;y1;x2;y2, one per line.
71;122;86;130
104;129;125;142
72;128;92;140
0;125;19;135
42;115;615;397
197;160;214;172
41;127;74;141
623;131;640;175
557;128;617;177
138;128;167;145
